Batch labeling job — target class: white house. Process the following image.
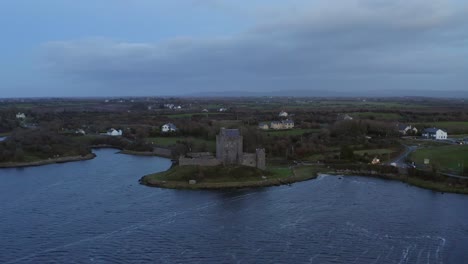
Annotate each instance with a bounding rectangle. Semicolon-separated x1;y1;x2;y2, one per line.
219;108;227;112
107;128;123;136
16;112;26;119
337;114;353;121
279;111;288;117
75;129;86;135
397;124;418;135
258;122;269;130
270;120;295;130
422;128;447;140
162;123;177;133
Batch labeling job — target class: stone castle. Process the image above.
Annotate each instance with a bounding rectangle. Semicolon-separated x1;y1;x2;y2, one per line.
179;128;266;170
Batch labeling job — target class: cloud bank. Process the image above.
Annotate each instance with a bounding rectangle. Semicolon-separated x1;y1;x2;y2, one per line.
42;0;468;95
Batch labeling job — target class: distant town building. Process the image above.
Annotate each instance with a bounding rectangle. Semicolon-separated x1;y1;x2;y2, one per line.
161;123;177;133
16;112;26;119
106;128;123;136
422;128;447;140
397;124;418;135
219;108;228;112
279;111;288;117
269;120;295;130
202;109;209;112
337;114;353;121
258;122;269;130
75;129;86;135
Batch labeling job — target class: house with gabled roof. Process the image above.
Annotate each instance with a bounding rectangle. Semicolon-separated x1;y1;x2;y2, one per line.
162;123;177;133
422;127;447;140
397;124;418;135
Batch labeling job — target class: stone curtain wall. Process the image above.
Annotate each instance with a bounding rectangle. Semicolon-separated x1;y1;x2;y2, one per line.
179;157;221;167
242;153;257;167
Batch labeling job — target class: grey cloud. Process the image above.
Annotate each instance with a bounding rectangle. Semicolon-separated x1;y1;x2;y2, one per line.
42;0;468;94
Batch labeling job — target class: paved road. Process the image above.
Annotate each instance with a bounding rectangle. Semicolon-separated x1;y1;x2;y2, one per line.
388;145;418;168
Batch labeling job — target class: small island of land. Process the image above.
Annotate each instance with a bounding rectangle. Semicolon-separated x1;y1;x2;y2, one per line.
140;165;322;190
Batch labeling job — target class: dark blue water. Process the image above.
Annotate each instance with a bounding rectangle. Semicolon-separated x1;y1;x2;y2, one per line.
1;148;468;263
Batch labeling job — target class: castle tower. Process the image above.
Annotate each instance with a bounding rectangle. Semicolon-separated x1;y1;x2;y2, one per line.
216;128;243;165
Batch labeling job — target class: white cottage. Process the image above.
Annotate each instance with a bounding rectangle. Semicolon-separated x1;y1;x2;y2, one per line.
16;112;26;119
422;128;447;140
162;123;177;133
107;128;123;136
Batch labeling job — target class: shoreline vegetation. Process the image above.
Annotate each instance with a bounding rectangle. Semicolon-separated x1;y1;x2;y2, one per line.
0;144;174;169
332;169;468;195
0;153;96;168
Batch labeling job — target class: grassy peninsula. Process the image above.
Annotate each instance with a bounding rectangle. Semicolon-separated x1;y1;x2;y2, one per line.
140;165;324;190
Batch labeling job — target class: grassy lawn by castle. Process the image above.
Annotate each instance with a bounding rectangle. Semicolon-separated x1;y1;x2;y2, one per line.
410;145;468;172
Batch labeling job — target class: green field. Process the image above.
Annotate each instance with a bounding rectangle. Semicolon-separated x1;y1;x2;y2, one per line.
410;145;468;171
416;122;468;134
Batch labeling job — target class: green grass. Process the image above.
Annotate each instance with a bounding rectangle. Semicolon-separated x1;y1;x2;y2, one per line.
293;166;328;178
144;165;274;183
410;145;468;171
267;166;292;177
416;122;468;134
140;164;322;190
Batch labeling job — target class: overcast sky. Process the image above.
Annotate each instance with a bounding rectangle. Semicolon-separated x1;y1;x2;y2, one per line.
1;0;467;97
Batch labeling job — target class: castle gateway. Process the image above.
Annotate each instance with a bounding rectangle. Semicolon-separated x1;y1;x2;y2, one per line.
179;128;266;170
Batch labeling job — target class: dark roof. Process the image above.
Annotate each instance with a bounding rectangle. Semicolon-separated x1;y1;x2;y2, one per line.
164;123;177;129
423;127;445;133
398;124;410;130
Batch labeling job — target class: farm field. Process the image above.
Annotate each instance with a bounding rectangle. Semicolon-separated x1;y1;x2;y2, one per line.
416;122;468;134
409;145;468;172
